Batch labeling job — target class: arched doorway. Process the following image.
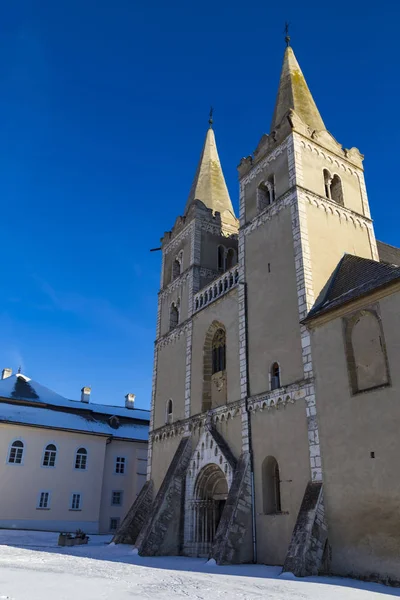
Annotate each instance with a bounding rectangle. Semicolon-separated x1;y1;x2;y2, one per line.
187;464;228;557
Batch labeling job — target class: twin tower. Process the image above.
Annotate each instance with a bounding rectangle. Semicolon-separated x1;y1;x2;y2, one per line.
118;44;379;575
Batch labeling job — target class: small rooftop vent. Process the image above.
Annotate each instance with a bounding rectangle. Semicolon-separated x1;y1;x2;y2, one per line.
2;368;12;380
81;386;91;403
125;393;135;409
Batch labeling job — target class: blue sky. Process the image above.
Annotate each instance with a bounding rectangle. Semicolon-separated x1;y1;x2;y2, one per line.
0;0;398;410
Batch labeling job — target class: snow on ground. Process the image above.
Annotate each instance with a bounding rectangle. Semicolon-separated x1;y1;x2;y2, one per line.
0;530;398;599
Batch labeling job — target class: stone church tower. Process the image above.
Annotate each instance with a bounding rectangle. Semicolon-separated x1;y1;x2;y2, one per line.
115;41;400;583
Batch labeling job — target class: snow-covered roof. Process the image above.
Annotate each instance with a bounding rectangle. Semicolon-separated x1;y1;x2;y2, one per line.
0;374;149;442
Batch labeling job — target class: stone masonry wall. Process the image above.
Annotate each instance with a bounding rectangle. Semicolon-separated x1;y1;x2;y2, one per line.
212;452;253;565
136;437;192;556
283;481;328;576
112;480;154;545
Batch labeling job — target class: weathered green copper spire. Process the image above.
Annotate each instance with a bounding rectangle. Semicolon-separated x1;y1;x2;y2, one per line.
270;45;325;133
184;115;235;218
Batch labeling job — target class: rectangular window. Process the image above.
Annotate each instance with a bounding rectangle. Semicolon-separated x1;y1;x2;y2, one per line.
70;493;82;510
109;518;120;531
111;490;123;506
115;457;126;474
37;492;50;509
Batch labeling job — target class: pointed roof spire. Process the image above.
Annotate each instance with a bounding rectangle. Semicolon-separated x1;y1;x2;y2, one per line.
184;113;235;218
270;44;325;133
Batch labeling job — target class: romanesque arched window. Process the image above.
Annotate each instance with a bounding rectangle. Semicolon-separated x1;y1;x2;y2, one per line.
212;329;226;374
226;248;236;270
172;250;183;281
218;245;225;272
257;182;271;211
166;399;173;424
172;259;181;280
323;169;332;199
330;174;344;206
170;303;179;330
262;456;282;514
345;309;389;394
270;362;281;390
267;175;275;202
202;322;227;411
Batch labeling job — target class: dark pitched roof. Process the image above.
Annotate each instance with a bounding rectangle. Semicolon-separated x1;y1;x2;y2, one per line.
377;240;400;266
305;254;400;321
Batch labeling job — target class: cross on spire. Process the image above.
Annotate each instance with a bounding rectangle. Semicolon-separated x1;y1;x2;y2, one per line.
284;21;291;47
208;106;214;128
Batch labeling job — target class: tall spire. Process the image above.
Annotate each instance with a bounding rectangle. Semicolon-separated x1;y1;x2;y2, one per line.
270;45;325;133
184;117;235;218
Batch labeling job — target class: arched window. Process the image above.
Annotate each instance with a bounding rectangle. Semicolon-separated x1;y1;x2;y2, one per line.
346;310;389;394
42;443;57;467
262;456;282;514
330;174;344;206
257;182;271;211
170;303;179;330
75;447;87;470
166;399;173;424
226;248;236;270
8;440;24;464
267;175;275;202
172;259;181;280
217;245;226;272
212;329;226;374
271;362;280;390
323;169;332;199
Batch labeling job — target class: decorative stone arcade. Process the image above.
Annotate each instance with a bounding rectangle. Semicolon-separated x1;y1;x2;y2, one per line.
183;430;234;557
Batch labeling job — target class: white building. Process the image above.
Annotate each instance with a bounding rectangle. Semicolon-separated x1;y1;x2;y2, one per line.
0;369;149;534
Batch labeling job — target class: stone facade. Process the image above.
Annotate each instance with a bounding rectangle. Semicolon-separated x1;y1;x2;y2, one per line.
116;43;400;585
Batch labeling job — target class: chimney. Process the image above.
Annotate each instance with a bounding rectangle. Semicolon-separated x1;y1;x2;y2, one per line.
81;386;91;403
125;393;135;409
2;368;12;380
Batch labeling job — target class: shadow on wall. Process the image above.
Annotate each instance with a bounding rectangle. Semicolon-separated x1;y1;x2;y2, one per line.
0;530;400;595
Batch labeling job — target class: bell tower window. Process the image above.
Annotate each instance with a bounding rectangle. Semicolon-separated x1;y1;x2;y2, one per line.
323;169;332;199
257;176;275;212
166;399;173;424
330;174;344;206
226;248;236;270
172;250;183;282
212;328;226;374
218;245;225;272
169;302;179;330
270;362;281;390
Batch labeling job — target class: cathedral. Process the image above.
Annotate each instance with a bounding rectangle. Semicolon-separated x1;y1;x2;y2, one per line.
115;41;400;584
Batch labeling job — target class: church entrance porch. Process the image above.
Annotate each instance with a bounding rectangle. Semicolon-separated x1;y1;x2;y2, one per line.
184;463;228;557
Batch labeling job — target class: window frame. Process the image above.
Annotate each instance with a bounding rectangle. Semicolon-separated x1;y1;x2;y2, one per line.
70;492;82;511
270;362;281;391
42;443;57;468
74;447;88;471
115;456;126;475
166;399;173;424
109;517;120;531
37;491;51;510
111;490;124;506
212;328;226;375
262;456;282;515
7;439;25;466
169;302;180;331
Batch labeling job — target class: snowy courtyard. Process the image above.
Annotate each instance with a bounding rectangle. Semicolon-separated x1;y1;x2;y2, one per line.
0;530;398;599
